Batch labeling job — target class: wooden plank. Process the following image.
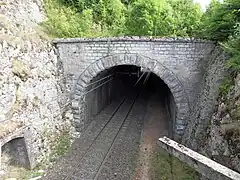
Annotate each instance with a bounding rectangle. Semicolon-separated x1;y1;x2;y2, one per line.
159;136;240;180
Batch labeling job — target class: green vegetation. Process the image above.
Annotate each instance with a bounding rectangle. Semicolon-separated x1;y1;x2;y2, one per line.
125;0;202;36
49;131;71;162
199;0;240;75
43;0;202;38
43;0;239;72
42;0;239;108
201;1;240;167
150;147;199;180
219;76;234;96
1;131;71;179
41;0;240;176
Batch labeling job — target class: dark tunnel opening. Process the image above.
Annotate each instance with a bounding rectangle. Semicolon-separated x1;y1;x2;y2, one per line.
1;137;31;169
84;65;176;136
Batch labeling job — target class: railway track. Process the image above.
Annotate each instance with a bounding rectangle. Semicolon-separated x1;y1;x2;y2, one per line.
43;73;150;180
42;90;148;180
64;93;139;179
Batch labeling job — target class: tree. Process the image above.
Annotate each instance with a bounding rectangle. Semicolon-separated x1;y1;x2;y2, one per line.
199;0;240;41
198;0;240;76
225;23;240;75
59;0;126;35
166;0;202;36
125;0;202;37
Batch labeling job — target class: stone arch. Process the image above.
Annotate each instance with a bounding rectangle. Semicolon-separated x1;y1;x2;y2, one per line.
1;136;30;169
72;54;190;137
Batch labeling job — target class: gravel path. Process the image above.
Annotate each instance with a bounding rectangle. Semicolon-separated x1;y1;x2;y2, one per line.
134;95;169;180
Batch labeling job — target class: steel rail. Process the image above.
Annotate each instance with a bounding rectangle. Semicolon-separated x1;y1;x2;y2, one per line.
86;74;114;87
93;71;150;179
93;93;139;179
64;71;147;180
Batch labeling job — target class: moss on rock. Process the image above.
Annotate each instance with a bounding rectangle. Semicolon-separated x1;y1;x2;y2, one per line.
12;58;30;82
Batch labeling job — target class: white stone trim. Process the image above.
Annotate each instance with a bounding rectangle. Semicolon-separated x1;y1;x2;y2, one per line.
159;136;240;180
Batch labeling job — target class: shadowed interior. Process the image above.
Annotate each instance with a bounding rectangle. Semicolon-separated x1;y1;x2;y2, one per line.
84;65;176;134
2;137;30;169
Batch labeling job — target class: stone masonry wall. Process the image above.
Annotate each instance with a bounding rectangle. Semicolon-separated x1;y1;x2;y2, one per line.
55;38;215;108
0;0;70;169
54;37;216;137
182;45;240;175
83;70;115;127
183;46;227;149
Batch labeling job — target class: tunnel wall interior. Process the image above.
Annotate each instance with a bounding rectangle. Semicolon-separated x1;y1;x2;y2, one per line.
2;137;30;169
145;73;176;136
166;92;177;137
83;65;140;125
83;65;176;136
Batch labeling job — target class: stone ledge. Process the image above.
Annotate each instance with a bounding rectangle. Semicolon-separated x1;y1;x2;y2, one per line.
159;136;240;180
53;36;215;44
0;126;25;146
0;121;23;139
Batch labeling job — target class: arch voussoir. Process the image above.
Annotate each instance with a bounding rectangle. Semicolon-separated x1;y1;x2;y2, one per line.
73;53;190;137
87;64;96;77
91;63;101;76
82;70;94;84
135;55;144;67
107;56;116;68
101;56;112;69
96;59;105;71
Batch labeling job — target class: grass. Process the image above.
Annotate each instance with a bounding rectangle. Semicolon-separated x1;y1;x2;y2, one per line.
0;153;44;179
219;76;234;97
150;147;199;180
48;131;71;163
0;130;71;179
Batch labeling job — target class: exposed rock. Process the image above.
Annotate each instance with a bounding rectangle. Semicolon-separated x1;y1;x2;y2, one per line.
12;58;30;82
220;113;232;124
0;0;72;169
203;73;240;173
182;46;227;149
0;120;23;138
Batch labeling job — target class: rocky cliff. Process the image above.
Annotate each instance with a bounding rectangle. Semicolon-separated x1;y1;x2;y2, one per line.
183;44;240;173
202;73;240;173
0;0;71;169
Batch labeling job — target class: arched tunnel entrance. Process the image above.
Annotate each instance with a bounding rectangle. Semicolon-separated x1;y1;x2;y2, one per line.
44;59;190;179
83;65;176;139
69;65;177;179
71;54;190;139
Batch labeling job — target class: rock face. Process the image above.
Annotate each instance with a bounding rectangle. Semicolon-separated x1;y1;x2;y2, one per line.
183;45;240;173
183;47;227;147
202;73;240;173
0;0;71;168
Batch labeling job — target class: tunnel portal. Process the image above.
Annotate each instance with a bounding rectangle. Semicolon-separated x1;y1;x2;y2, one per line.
71;53;188;138
44;65;178;179
56;38;215;138
83;65;176;138
43;37;219;179
44;37;216;179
